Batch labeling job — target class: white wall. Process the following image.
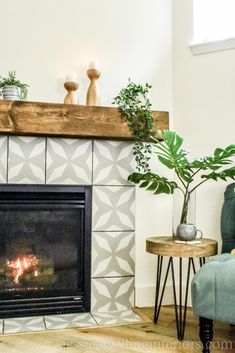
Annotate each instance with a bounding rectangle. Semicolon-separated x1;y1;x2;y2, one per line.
0;0;173;307
0;0;173;109
173;0;235;251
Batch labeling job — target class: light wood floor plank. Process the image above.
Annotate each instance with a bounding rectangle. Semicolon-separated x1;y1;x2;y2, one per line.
0;307;234;353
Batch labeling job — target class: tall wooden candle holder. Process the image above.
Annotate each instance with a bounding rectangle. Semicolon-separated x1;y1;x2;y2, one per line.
64;81;79;104
86;69;101;106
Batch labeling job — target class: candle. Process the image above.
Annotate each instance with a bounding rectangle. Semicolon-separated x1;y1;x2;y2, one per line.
89;60;99;70
65;73;77;83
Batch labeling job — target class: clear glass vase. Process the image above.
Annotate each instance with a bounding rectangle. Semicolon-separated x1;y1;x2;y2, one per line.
172;188;196;237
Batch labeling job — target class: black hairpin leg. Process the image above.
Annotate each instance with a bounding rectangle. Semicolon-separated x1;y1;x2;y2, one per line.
199;257;206;267
170;257;192;340
154;256;171;323
192;258;196;274
154;256;198;340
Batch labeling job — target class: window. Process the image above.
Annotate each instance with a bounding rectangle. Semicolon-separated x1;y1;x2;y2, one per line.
191;0;235;54
193;0;235;43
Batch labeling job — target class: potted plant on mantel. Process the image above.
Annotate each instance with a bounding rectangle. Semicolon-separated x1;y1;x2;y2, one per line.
0;71;29;101
114;81;235;240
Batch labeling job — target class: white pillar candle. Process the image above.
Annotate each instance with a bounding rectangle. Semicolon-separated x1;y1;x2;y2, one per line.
89;60;99;70
65;73;77;82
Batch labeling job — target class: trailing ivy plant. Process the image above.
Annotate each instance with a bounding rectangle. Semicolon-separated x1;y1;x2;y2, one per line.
128;130;235;224
0;71;29;100
113;80;154;172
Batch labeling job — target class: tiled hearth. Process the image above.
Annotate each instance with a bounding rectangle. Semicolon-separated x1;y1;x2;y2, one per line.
0;310;142;334
0;135;139;333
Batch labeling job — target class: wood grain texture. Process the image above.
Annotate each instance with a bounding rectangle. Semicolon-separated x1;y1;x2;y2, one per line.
86;69;101;106
0;100;169;139
0;307;234;353
146;236;218;258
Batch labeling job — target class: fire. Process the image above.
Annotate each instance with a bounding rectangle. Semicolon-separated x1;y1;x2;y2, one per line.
7;255;39;284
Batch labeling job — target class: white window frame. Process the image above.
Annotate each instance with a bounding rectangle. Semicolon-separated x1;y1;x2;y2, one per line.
190;0;235;55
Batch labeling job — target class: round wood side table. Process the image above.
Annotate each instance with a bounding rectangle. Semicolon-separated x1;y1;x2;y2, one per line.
146;236;218;341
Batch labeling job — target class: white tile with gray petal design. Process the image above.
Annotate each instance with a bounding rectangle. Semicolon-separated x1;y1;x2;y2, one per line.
91;277;134;312
93;141;135;185
92;231;135;277
92;309;142;326
4;316;46;334
92;186;135;231
44;313;97;330
8;136;46;184
0;136;7;183
46;138;92;184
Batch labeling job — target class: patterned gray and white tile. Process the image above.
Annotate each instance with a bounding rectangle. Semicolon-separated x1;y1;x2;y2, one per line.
92;186;135;231
93;141;134;185
92;309;142;326
92;231;135;277
46;138;92;184
0;319;3;334
91;277;134;312
0;136;7;183
4;316;46;334
8;136;46;184
44;313;97;330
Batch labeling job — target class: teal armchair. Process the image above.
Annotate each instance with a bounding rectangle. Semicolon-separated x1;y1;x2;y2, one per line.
191;183;235;353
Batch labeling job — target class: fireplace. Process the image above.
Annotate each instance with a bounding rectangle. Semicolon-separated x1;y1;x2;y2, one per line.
0;184;91;318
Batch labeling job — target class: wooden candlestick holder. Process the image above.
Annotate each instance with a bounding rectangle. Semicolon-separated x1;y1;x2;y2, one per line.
86;69;101;106
64;81;79;104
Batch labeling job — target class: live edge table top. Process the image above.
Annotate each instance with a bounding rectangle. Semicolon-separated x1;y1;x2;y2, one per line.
146;236;218;258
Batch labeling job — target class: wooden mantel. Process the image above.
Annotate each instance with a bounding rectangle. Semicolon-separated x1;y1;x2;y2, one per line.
0;100;169;140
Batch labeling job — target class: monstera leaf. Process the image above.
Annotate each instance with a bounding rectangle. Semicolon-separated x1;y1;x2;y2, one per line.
190;144;235;171
201;166;235;181
128;172;178;194
151;130;193;183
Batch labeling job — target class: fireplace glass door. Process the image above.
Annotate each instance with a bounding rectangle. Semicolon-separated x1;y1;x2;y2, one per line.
0;185;91;318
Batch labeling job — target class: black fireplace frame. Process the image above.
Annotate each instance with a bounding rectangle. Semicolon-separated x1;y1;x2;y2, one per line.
0;184;92;318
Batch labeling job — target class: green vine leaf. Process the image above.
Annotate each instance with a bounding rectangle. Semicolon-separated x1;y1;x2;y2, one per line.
113;80;154;172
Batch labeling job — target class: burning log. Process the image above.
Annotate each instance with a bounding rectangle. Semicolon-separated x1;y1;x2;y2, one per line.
5;255;57;289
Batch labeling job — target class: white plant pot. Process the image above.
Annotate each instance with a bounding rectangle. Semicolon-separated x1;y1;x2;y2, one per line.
2;85;20;100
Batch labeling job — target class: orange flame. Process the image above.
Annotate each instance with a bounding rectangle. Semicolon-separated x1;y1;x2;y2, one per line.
7;255;39;284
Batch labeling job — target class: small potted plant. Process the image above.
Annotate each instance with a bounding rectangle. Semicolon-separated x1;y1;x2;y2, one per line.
0;71;29;101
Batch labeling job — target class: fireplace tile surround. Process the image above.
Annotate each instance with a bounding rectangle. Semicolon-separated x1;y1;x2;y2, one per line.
0;135;138;331
0;309;142;334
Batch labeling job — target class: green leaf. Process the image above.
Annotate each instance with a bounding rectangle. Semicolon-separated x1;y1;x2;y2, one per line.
113;80;154;172
152;130;196;183
128;172;178;195
201;166;235;182
158;155;174;169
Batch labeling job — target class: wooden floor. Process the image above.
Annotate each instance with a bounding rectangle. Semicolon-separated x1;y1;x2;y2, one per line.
0;307;234;353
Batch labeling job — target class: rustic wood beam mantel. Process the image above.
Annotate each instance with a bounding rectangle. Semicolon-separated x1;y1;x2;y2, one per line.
0;100;169;140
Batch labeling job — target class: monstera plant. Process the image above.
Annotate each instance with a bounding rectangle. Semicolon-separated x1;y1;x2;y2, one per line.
128;130;235;225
